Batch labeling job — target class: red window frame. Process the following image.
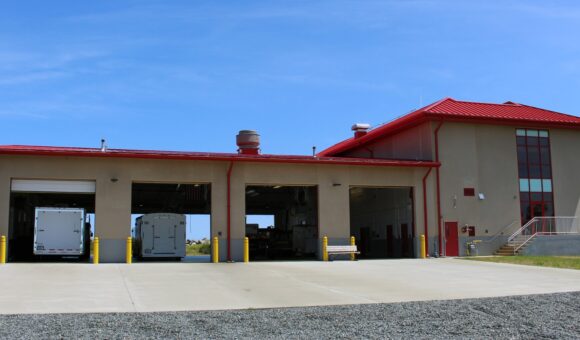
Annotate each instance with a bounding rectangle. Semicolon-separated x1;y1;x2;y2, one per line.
516;129;555;225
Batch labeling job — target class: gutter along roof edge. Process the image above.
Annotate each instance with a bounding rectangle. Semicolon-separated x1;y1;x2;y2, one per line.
0;145;440;168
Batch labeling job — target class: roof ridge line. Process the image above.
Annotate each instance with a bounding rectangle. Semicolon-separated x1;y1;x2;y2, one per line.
448;99;522;107
516;103;579;119
419;96;454;112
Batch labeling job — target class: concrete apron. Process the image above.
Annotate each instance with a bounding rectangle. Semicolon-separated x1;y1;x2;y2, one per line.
0;258;579;314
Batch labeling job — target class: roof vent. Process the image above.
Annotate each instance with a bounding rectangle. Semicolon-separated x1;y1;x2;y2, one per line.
351;123;370;139
236;130;260;155
100;139;107;152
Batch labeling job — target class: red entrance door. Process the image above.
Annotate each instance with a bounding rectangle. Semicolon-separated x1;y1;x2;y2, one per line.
444;222;459;256
530;202;544;233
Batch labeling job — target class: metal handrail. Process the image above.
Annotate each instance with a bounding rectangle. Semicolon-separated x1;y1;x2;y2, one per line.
513;233;537;253
514;230;580;253
472;220;520;255
509;217;579;254
508;217;540;243
483;220;520;243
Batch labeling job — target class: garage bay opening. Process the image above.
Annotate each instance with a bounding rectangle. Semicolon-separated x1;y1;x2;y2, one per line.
131;183;211;262
245;185;318;260
350;187;415;259
8;180;96;262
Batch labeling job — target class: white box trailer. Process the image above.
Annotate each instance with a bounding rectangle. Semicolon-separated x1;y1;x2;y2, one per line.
134;213;186;258
33;207;86;255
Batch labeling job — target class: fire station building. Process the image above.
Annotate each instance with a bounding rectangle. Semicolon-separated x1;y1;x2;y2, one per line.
1;97;579;262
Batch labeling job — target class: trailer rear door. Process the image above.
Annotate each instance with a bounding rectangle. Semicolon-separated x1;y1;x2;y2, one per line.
34;208;85;255
152;222;176;255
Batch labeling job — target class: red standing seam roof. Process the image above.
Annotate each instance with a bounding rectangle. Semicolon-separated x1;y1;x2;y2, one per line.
0;145;439;168
318;97;580;157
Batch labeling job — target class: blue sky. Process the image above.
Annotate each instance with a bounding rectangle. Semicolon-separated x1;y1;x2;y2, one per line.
1;1;580;155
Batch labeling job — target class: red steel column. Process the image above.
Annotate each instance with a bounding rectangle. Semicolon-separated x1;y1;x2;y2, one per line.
422;167;433;255
434;121;444;255
226;161;234;262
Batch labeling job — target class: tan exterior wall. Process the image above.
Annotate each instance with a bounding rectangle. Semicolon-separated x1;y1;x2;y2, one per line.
0;154;430;262
437;122;521;243
342;122;433;161
550;129;580;218
437;122;580;255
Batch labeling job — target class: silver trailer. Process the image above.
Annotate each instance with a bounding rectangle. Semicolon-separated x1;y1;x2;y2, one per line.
33;207;86;255
134;213;186;259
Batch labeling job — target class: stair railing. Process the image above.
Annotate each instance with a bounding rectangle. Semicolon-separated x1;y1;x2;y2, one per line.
508;217;539;244
508;216;579;254
478;220;520;254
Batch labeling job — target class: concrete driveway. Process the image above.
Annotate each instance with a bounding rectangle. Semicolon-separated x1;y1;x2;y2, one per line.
0;258;579;314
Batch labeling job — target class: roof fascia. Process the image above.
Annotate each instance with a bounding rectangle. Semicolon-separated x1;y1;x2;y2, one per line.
0;148;440;168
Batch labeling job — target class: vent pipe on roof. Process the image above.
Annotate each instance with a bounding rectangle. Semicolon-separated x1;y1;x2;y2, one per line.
100;139;107;152
236;130;260;155
352;123;370;139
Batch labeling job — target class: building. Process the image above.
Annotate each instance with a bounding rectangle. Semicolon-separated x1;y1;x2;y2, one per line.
1;98;579;262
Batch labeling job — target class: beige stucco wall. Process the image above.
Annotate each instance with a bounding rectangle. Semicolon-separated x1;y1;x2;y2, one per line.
437;122;580;254
0;154;431;261
342;122;433;161
550;129;580;218
437;123;521;241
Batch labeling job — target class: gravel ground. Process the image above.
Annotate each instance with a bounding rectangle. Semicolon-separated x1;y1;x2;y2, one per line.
1;292;579;339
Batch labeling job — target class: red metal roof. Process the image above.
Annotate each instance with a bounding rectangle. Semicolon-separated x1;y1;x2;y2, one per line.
319;97;580;157
426;98;580;123
0;145;439;168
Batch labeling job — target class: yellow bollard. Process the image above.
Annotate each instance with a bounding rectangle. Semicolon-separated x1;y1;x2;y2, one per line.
322;236;328;261
93;237;99;264
0;235;6;264
350;236;356;261
420;234;426;259
212;236;219;263
126;237;132;264
243;237;249;263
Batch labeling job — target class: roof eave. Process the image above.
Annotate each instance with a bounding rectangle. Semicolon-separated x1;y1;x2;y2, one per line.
0;147;440;168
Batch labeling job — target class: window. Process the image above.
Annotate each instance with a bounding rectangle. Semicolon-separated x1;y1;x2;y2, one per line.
515;129;554;223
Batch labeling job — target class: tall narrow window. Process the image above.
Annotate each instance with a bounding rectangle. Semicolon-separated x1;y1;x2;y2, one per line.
516;129;554;224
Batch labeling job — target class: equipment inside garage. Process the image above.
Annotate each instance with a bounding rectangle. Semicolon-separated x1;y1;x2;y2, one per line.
8;180;95;262
131;183;211;261
245;185;318;260
350;187;414;258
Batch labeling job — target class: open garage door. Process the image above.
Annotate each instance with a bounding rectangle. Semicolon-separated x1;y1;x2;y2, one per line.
11;180;95;193
350;187;415;259
131;183;211;262
9;180;96;262
246;185;318;261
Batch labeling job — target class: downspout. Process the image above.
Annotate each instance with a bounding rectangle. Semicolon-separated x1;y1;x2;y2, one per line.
422;167;433;255
434;121;444;255
226;161;234;262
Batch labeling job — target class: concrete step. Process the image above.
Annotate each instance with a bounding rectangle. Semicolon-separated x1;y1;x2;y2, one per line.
495;237;534;256
496;251;516;256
